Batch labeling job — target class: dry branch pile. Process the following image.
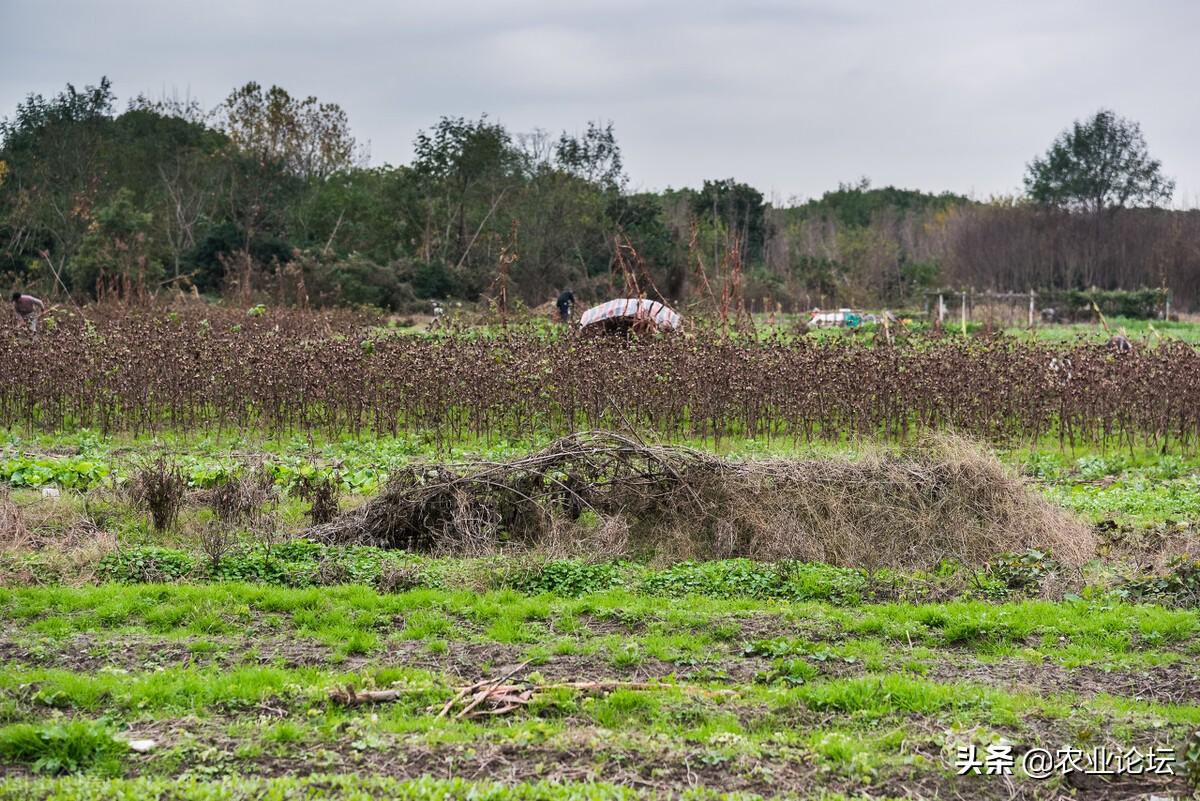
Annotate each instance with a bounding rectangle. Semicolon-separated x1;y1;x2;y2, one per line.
330;660;730;718
307;431;1094;569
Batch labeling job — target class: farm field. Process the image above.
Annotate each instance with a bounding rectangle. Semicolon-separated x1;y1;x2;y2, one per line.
1004;316;1200;345
796;316;1200;346
6;3;1200;794
0;581;1197;800
1;305;1199;800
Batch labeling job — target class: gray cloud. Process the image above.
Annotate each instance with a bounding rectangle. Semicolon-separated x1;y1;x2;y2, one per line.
2;0;1196;204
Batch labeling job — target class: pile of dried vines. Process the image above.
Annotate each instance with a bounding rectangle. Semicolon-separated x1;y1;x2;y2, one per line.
306;430;1094;569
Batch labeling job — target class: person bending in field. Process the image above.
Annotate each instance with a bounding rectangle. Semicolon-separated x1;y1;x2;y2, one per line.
556;289;575;323
11;292;44;332
1108;334;1133;354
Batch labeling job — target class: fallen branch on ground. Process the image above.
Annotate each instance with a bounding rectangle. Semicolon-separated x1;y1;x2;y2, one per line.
329;671;734;716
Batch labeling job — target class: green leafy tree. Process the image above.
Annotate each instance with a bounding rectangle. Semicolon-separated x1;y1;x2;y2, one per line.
691;178;766;262
69;188;162;293
797;178;967;227
287;165;422;263
216;83;359;270
186;221;292;292
412;115;518;269
117;98;230;278
218;82;358;180
1025;109;1174;213
607;192;681;296
502;127;621;299
0;78;117;283
555;121;624;190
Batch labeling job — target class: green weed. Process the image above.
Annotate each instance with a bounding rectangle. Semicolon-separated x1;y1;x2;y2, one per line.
0;720;126;775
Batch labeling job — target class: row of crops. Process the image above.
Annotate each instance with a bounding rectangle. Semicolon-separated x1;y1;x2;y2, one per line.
1;306;1198;448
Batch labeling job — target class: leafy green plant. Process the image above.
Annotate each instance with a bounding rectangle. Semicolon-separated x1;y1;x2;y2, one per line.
990;549;1058;592
1075;455;1122;482
1152;455;1188;481
1185;729;1200;790
640;559;863;602
0;720;126;775
270;461;382;495
0;457;110;489
641;560;779;598
94;540;422;590
508;560;625;597
98;546;196;583
210;548;311;586
180;460;239;489
1021;453;1061;481
741;639;829;685
741;638;803;659
1119;558;1200;607
768;658;821;686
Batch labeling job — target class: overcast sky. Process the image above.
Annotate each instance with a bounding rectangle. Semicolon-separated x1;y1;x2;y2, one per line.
3;0;1197;205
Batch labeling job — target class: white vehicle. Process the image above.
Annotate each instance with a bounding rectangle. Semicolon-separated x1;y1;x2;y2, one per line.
809;308;866;328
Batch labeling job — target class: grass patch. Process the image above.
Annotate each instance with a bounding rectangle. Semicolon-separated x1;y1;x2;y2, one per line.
0;775;794;801
0;720;126;775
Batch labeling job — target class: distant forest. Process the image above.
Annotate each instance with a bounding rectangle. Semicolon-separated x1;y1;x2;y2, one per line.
2;78;1197;311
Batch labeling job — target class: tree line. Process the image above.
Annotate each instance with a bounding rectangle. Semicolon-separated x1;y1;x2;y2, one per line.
1;78;1194;311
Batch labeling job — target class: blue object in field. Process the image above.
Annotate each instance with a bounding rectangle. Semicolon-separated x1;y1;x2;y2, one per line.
845;313;862;329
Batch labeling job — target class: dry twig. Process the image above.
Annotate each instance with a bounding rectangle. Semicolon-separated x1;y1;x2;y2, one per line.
330;669;733;718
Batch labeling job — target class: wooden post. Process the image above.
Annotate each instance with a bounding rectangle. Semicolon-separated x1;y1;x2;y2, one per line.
937;294;944;325
1028;290;1035;328
960;291;967;335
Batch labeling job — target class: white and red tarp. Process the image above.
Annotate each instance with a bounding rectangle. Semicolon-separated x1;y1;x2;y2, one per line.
578;298;682;330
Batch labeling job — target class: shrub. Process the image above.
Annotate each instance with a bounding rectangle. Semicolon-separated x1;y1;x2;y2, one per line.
198;521;236;573
205;468;277;527
128;456;186;532
290;472;340;526
1040;287;1168;320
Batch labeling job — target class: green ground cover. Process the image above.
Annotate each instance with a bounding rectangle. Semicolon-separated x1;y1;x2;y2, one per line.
0;582;1196;798
4;427;1199;527
1;425;1198;798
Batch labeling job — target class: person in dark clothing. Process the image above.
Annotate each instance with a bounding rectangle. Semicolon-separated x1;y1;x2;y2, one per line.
1108;334;1133;354
11;292;44;332
556;289;575;323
